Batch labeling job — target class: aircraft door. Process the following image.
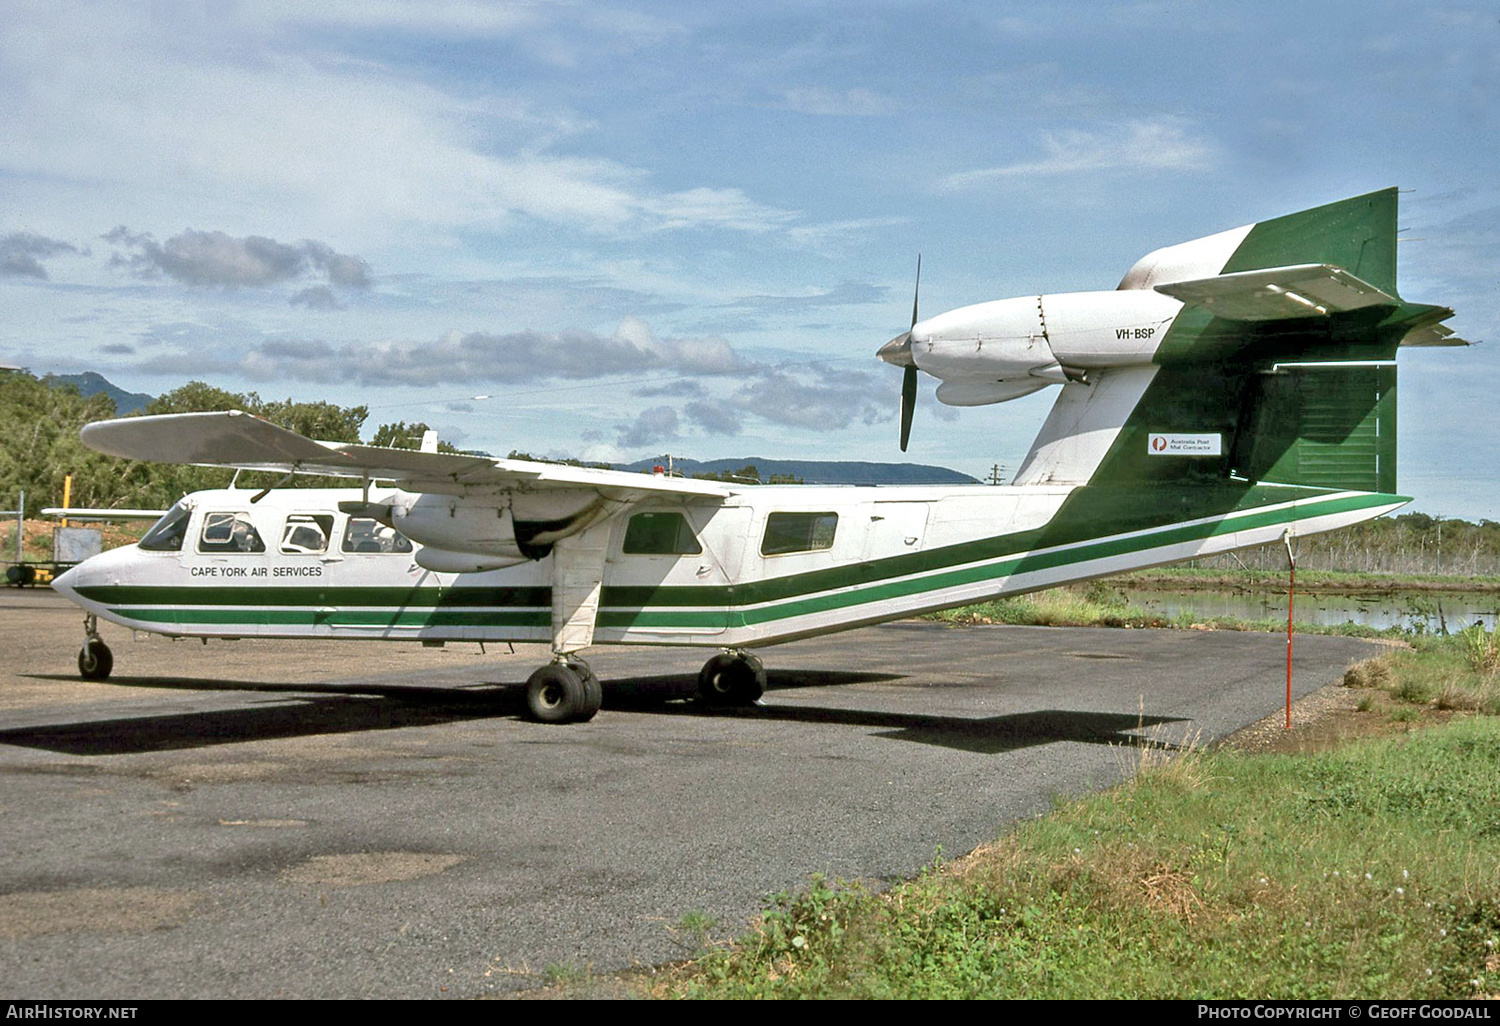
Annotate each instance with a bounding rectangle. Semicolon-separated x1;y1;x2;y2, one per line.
696;506;753;594
864;501;930;563
606;505;752;638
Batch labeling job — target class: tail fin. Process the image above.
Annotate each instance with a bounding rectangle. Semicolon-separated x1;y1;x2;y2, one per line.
1020;189;1425;495
1220;188;1398;294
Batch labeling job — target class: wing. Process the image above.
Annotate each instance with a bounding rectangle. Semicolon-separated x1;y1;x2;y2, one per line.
80;410;733;500
41;507;168;520
1154;263;1397;320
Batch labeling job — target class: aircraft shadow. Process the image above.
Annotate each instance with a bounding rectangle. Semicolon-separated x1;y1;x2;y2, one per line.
5;671;1185;757
0;686;522;757
0;670;869;755
606;671;1190;754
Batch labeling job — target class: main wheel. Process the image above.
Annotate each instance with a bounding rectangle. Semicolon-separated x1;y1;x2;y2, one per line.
78;639;113;680
567;660;603;719
525;662;598;724
697;652;766;706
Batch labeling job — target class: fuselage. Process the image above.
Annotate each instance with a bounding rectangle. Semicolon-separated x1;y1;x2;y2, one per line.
53;480;1404;650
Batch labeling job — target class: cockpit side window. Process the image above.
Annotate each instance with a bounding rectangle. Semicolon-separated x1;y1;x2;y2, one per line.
341;517;413;554
198;512;266;553
280;514;334;554
138;502;192;552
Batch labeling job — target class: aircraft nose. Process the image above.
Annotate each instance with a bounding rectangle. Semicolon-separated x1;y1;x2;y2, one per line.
51;563;80;596
51;548;115;600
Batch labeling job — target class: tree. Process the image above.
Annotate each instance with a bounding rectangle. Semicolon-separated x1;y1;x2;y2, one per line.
506;450;612;470
693;464;766;484
145;383;366;442
0;370;120;509
0;377;378;511
369;421;461;453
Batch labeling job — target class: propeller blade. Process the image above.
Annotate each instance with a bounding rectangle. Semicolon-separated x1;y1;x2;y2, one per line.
899;364;918;452
910;254;921;330
892;255;922;451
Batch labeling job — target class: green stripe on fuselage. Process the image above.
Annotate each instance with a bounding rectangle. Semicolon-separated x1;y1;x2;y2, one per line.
80;486;1399;632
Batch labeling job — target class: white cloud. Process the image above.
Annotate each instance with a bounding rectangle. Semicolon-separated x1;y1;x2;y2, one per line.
616;405;679;449
780;87;898;117
0;5;795;248
0;232;78;279
642;187;798;234
940;117;1219;190
120;317;751;388
103;228;370;290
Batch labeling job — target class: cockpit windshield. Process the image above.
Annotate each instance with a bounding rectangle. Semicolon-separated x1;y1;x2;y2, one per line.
138;501;193;552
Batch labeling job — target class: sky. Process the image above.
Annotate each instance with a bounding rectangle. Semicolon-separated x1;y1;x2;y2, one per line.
2;1;1496;518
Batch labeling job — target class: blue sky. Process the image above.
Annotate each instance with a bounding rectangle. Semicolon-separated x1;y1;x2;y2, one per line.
2;1;1496;516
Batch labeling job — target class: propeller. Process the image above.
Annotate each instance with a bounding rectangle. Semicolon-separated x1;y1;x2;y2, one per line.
876;256;921;451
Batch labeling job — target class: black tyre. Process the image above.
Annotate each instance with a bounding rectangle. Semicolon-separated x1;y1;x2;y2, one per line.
568;660;603;720
525;662;596;723
697;653;766;706
78;639;113;680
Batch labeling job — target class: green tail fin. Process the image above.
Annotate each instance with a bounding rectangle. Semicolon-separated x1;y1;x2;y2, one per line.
1222;187;1399;296
1090;189;1406;494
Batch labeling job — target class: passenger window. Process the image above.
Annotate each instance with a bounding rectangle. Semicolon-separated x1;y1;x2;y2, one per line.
761;512;838;556
280;514;334;554
199;512;265;553
622;512;702;555
341;516;413;554
139;502;192;552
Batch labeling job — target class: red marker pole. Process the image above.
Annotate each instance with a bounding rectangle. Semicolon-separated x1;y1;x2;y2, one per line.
1283;530;1296;730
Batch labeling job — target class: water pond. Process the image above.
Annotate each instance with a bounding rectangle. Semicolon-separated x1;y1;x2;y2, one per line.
1120;587;1500;633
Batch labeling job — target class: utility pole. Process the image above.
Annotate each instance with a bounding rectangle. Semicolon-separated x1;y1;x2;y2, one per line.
988;464;1005;485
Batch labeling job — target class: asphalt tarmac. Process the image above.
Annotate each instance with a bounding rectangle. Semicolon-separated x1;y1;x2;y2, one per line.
0;587;1380;998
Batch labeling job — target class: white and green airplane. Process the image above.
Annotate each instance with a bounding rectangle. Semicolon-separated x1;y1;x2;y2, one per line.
53;188;1466;723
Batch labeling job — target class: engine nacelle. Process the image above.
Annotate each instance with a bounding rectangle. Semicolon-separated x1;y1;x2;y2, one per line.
912;296;1055;382
934;378;1051;406
910;289;1183;407
413;546;529;574
1040;290;1182;367
341;490;619;565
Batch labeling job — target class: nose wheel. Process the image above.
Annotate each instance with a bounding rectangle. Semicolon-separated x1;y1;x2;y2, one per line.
524;659;602;723
697;651;766;707
77;616;113;680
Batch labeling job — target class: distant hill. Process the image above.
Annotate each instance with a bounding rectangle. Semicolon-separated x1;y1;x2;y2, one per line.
44;372;153;415
618;456;978;486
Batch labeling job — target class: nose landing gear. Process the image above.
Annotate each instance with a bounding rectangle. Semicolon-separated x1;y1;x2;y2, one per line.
77;615;113;680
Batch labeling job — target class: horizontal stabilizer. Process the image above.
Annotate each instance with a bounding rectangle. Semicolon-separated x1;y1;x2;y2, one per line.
1399;322;1472;347
80;410;730;499
1155;264;1396;321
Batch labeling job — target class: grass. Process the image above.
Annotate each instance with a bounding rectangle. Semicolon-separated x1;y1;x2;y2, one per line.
662;634;1500;999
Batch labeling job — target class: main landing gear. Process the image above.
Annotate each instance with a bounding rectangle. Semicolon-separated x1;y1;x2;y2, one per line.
520;649;766;723
77;614;113;680
524;659;603;724
696;650;766;707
